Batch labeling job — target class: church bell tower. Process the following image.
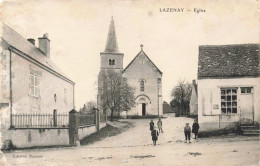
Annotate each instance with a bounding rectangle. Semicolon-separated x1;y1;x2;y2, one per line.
100;16;124;71
98;17;124;114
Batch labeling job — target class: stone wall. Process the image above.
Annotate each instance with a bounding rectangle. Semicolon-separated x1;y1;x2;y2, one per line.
1;128;69;148
78;122;107;141
100;53;124;70
123;51;162;116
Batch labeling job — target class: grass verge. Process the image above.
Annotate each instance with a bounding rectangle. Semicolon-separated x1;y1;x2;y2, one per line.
80;121;133;145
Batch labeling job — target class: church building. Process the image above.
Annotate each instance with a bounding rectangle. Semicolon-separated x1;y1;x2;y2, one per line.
98;17;163;117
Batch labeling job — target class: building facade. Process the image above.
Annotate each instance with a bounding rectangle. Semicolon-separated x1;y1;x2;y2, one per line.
98;17;163;117
197;44;260;131
189;80;198;116
0;24;75;129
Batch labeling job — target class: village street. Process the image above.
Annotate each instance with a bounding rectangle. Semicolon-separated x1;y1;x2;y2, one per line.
2;116;259;166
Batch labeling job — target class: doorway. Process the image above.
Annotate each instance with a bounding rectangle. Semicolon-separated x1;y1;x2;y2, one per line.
240;87;254;124
142;103;146;116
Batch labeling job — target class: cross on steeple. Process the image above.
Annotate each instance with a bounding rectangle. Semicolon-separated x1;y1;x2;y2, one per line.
140;44;143;51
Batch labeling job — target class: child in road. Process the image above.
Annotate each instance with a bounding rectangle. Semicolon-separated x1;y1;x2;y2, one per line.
157;118;164;133
192;119;200;139
149;119;154;132
184;123;191;143
151;126;159;146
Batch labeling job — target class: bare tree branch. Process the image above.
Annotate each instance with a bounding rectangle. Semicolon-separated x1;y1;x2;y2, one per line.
98;70;135;121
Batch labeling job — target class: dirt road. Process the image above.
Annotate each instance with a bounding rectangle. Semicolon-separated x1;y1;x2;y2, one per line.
2;117;259;166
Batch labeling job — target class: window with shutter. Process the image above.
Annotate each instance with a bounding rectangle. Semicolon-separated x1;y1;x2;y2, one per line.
29;74;40;97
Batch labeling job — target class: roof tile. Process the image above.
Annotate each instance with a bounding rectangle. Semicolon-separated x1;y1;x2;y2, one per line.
198;44;260;79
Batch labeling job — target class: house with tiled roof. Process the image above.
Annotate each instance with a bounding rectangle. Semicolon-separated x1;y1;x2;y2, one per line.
98;17;163;117
163;101;175;114
197;44;260;131
1;23;75;129
189;79;198;116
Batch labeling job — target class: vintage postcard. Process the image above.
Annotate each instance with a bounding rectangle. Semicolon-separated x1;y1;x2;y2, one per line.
0;0;259;165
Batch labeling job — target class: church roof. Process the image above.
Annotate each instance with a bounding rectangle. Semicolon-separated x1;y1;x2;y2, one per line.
123;49;163;74
2;23;75;84
198;44;260;79
104;16;119;53
163;102;175;113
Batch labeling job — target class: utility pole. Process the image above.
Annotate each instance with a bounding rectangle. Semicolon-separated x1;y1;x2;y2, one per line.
158;78;162;118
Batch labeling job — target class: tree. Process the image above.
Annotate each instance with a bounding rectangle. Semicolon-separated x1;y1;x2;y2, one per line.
79;101;97;114
170;79;192;116
98;70;135;121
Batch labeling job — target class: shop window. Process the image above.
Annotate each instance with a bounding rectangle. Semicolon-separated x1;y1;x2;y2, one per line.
221;88;237;114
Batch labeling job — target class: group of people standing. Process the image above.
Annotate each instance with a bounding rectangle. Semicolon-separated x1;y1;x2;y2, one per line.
149;118;163;146
149;118;199;145
184;119;199;143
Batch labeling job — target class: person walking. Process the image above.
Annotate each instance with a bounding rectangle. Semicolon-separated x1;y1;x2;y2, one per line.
184;123;191;143
151;126;159;146
157;118;164;133
149;119;154;132
192;119;200;139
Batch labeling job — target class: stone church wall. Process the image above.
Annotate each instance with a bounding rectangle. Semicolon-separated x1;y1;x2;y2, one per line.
123;52;162;116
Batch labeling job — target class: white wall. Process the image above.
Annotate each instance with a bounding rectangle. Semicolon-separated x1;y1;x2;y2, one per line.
189;86;198;116
78;122;107;141
123;52;162;116
198;77;260;131
1;128;69;148
78;125;96;141
11;52;74;115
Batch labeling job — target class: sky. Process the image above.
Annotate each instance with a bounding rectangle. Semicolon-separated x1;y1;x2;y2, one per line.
1;0;258;109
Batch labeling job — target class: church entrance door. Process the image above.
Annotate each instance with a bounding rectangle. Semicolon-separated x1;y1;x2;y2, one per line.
142;103;146;116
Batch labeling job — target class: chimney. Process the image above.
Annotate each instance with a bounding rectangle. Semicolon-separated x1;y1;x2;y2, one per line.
38;33;50;58
27;38;35;45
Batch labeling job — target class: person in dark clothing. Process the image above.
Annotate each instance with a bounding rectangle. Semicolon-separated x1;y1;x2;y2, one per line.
149;119;154;132
151;126;159;145
184;123;191;143
192;119;200;139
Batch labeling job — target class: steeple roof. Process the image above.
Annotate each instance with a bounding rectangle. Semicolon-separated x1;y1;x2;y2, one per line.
104;16;119;53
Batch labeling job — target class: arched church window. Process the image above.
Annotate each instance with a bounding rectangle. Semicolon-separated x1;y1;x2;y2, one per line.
140;80;144;91
112;59;115;65
158;78;161;83
109;59;112;65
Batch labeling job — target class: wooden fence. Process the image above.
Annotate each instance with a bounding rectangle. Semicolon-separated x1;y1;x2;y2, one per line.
12;113;69;128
